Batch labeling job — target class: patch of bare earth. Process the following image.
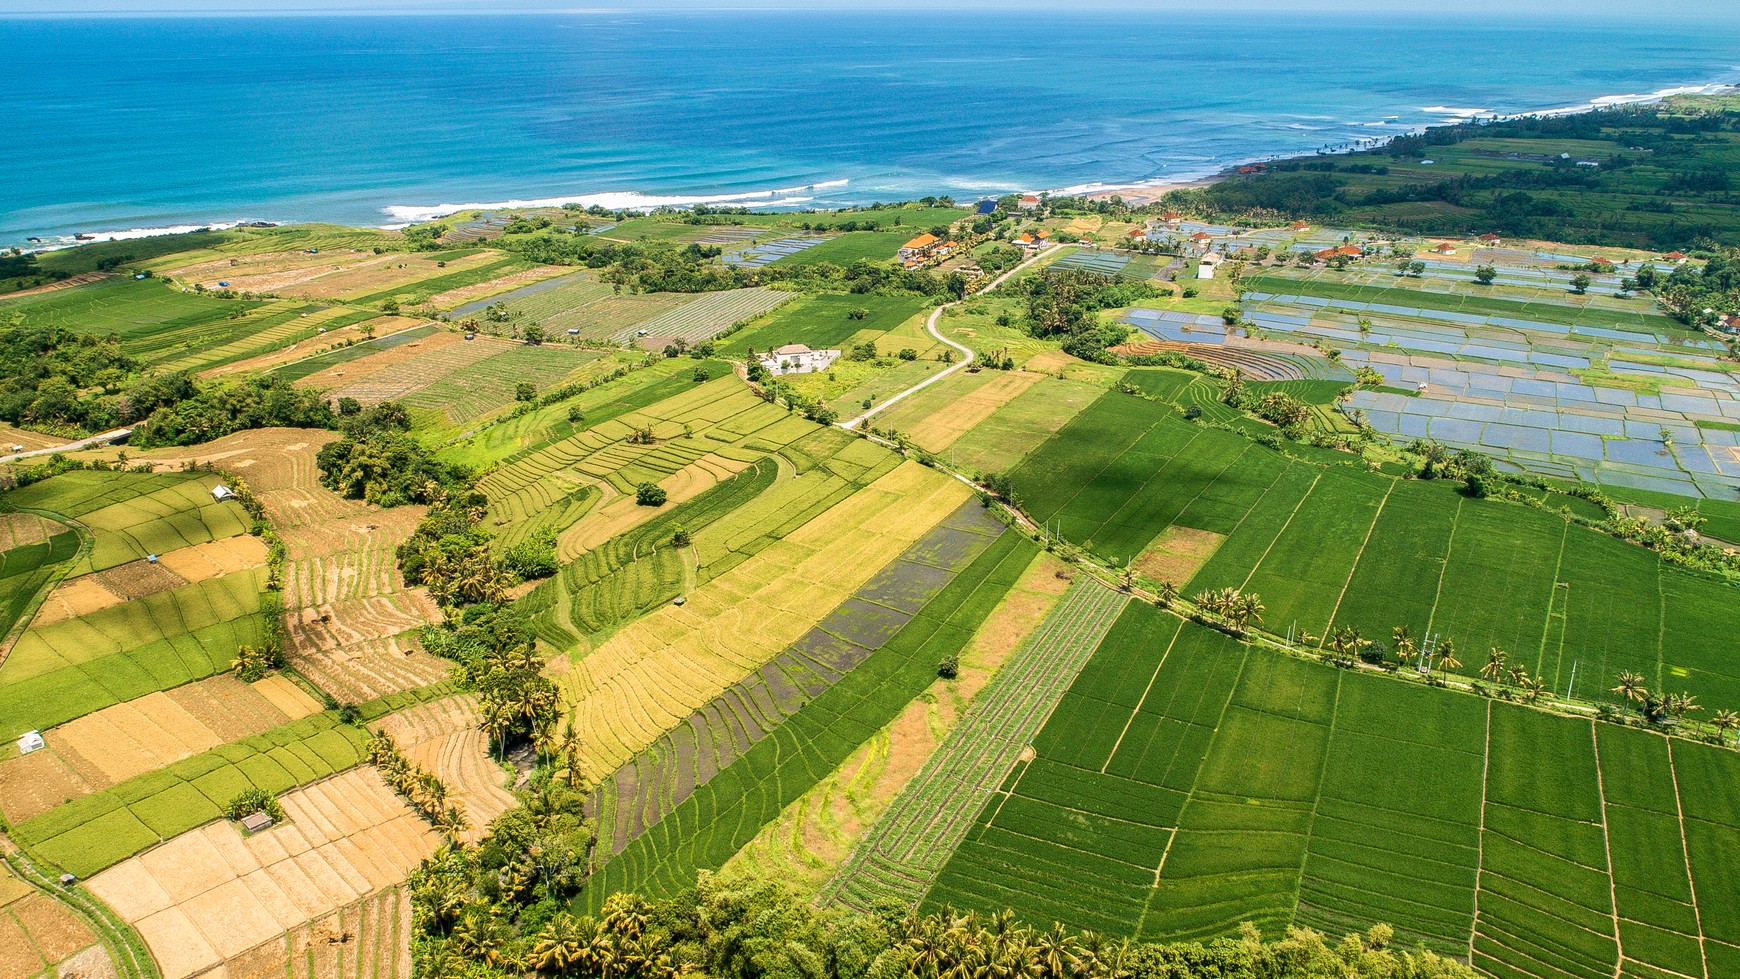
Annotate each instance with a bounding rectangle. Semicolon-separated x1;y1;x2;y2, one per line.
1132;526;1226;586
425;265;569;309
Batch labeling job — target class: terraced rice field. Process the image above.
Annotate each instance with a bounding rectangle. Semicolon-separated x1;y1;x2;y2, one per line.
0;674;322;824
555;458;974;779
11;712;378;880
0;277;262;367
86;767;437;979
716;293;928;357
824;581;1129;910
376;695;513;842
919;617;1740;979
3;470;253;577
0;522;78;651
577;524;1036;910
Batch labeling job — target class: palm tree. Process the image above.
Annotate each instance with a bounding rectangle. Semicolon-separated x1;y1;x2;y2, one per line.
433;804;469;842
1522;675;1547;704
1667;691;1701;721
1392;632;1417;672
1481;647;1508;683
529;913;584;975
1156;580;1178;609
1327;625;1364;665
1613;671;1647;717
1436;637;1461;674
1232;592;1264;634
1713;709;1738;745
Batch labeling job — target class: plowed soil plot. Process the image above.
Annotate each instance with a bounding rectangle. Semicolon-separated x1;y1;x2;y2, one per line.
87;767;438;979
169;249;383;294
322;338;500;407
224;885;410;979
0;883;107;979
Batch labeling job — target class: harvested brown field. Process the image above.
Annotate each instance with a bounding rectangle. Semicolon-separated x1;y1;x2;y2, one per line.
903;371;1041;451
168;249;383;294
281;506;424;609
0;514;62;550
320;339;501;407
425;264;568;309
1132;526;1226;584
290;331;466;393
199;317;420;381
86;767;438;979
155;535;271;582
28;578;122;628
381;695;514;842
250;677;324;721
0;425;72;457
286;613;448;705
0;888;105;979
90;559;185;600
225;885;409;979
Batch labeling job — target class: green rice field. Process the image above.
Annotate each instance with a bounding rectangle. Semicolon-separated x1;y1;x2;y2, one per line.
922;606;1740;979
717;293;929;356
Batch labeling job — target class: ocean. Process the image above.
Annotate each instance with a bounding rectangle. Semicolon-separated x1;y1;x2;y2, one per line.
4;9;1739;247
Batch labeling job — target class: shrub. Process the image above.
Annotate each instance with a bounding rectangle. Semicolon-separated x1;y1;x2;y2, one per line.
636;482;668;507
224;788;285;823
937;654;960;680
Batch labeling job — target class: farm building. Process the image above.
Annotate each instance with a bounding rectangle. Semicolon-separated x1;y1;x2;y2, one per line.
1290;221;1310;231
1197;252;1223;279
210;485;236;502
1432;242;1457;254
899;233;941;264
1162;211;1183;225
759;343;840;376
17;730;44;754
1479;233;1503;244
1664;250;1688;263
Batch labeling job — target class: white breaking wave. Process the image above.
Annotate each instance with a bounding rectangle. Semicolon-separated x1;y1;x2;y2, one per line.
381;181;844;224
22;220;259;253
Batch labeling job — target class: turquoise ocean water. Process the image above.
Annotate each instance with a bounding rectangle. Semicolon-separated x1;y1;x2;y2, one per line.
3;10;1739;246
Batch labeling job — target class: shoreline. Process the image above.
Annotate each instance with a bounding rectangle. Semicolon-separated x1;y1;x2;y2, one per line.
13;78;1736;254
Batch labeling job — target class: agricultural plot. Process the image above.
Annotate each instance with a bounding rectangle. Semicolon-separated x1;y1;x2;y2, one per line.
0;674;322;825
1007;385;1740;708
466;270;689;339
943;375;1106;476
577;525;1035;911
825;580;1130;911
0;875;110;979
919;616;1740;975
765;231;909;267
344;253;531;307
872;369;1043;453
554;458;975;779
11;712;376;880
316;335;500;407
608;286;792;345
720;238;827;268
0;524;78;649
224;885;410;979
375;695;512;843
1048;248;1131;277
0;276;261;367
589;502;1008;859
86;767;437;979
269;325;441;383
1242;263;1740;497
398;343;604;425
716;293;928;357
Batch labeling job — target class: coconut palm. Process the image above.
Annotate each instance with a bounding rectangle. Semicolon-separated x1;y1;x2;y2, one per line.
1392;632;1417;672
1522;675;1547;704
1327;625;1364;664
1667;691;1701;721
433;804;469;842
1481;647;1509;683
1613;671;1648;717
1156;580;1178;608
1436;637;1461;674
529;913;585;975
1713;709;1739;745
1231;592;1264;634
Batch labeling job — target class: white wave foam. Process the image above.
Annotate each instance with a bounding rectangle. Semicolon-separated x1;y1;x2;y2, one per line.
382;183;839;224
23;220;256;253
1420;105;1491;117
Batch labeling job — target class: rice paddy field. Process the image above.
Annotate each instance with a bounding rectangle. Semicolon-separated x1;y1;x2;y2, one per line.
1008;386;1740;709
717;293;929;356
0;471;272;735
916;608;1740;979
1241;263;1740;497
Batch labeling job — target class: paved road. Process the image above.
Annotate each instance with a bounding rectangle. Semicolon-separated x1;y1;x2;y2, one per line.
0;428;131;465
838;244;1062;430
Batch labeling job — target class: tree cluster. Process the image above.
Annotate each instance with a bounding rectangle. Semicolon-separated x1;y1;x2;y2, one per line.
316;403;467;508
1021;270;1150;364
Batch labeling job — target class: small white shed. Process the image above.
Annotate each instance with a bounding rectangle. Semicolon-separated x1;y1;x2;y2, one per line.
211;485;236;502
17;730;45;754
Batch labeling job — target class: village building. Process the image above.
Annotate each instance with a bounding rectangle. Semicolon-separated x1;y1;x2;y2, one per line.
1290;221;1310;232
1018;194;1042;211
1197;252;1223;279
1162;212;1184;226
759;344;840;376
1664;250;1688;264
898;233;941;264
1479;233;1503;244
1432;242;1457;255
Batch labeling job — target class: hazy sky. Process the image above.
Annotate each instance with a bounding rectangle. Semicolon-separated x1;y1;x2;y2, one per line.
7;0;1739;15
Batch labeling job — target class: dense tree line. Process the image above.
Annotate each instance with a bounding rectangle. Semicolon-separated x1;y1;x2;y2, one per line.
412;861;1474;979
1021;270;1151;363
315;402;465;507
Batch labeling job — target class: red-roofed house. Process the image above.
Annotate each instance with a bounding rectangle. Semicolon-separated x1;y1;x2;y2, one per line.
1163;212;1183;225
1479;233;1503;244
1664;250;1688;263
1315;247;1340;261
1190;232;1213;242
1335;245;1364;258
1290;221;1310;231
1018;194;1042;211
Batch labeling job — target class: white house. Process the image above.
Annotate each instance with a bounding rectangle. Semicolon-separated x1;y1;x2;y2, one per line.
1196;252;1224;280
17;730;44;755
760;344;841;376
1017;194;1042;211
211;485;236;502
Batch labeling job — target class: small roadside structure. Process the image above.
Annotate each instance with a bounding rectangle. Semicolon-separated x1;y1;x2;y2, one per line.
759;344;840;376
17;730;45;754
210;485;236;502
